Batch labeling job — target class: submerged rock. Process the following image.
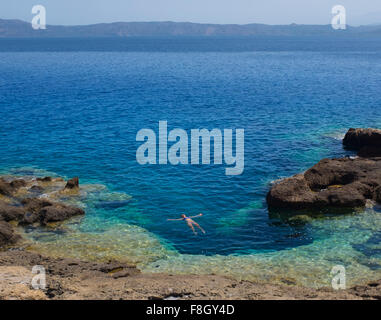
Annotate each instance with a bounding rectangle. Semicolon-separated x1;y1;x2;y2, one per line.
29;185;44;194
94;200;132;209
0;221;20;246
0;202;26;222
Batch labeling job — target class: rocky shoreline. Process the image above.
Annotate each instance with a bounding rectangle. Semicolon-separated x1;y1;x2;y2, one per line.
1;249;380;300
1;128;381;300
267;128;381;213
0;176;84;247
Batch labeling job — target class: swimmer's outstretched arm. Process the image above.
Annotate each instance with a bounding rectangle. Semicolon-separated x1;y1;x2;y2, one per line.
189;213;203;218
167;218;183;221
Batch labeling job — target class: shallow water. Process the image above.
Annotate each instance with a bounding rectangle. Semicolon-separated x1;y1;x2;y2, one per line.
1;38;381;287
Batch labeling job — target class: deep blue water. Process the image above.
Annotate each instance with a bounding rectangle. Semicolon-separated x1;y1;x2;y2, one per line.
1;37;381;52
0;38;381;258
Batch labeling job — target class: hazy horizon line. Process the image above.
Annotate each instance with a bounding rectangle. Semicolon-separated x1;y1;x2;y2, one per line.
2;17;380;28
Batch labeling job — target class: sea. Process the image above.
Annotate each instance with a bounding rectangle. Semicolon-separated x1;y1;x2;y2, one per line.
0;36;380;287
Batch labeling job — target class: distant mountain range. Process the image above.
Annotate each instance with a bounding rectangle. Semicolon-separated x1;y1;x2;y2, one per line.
1;19;381;38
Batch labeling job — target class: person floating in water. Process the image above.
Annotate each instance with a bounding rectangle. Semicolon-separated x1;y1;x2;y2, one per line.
167;213;206;235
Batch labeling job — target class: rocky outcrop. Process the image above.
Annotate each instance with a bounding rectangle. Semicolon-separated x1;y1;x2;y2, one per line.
64;177;79;190
267;157;381;210
21;198;84;225
0;175;85;245
267;128;381;212
0;178;26;196
0;179;13;196
36;176;52;182
0;197;84;227
0;203;26;222
357;146;381;158
34;202;84;225
343;128;381;157
40;203;84;225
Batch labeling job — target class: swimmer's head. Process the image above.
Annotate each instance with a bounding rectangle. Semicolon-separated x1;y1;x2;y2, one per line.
181;214;186;218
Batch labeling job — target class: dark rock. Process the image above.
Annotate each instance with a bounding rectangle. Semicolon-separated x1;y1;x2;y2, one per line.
375;186;381;203
267;157;381;211
0;174;87;248
9;179;27;189
0;178;27;196
64;177;79;189
343;128;381;150
266;174;316;210
22;198;53;213
39;204;84;225
22;212;40;224
0;221;20;246
20;197;84;225
358;146;381;158
351;280;381;299
0;179;13;196
0;202;26;222
29;185;44;194
36;177;52;182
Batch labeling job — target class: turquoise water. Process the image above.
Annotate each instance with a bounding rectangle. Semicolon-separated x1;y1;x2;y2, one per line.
0;38;381;287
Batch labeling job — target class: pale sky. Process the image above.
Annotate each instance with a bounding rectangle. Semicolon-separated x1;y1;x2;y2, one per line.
1;0;380;26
